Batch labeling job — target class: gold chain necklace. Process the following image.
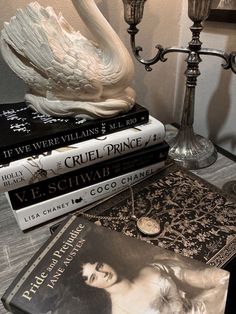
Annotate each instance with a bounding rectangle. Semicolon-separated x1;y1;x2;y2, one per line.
78;163;173;236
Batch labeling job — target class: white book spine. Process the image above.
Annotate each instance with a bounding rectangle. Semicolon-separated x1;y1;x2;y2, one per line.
0;116;165;193
10;162;165;230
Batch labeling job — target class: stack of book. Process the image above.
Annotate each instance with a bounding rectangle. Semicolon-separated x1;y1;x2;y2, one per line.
0;102;169;230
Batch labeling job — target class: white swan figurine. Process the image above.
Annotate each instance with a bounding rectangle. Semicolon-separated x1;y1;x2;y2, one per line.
0;0;135;119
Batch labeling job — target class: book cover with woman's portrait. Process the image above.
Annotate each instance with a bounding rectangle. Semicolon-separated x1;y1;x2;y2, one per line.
2;215;229;314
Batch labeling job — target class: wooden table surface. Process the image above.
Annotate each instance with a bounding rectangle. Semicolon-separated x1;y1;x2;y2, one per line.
0;151;235;314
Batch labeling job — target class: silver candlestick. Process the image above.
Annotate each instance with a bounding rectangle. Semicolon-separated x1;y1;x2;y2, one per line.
122;0;236;169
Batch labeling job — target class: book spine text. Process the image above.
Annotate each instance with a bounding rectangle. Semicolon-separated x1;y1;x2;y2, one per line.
8;143;169;209
0;117;164;193
0;105;149;164
11;162;165;230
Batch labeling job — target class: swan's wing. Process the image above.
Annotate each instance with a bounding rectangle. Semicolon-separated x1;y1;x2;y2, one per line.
0;38;50;92
1;2;103;99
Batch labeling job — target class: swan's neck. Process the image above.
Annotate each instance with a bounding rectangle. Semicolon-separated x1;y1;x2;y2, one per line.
72;0;134;91
72;0;121;52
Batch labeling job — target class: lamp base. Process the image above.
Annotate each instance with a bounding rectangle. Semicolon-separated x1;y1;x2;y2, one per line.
166;127;217;170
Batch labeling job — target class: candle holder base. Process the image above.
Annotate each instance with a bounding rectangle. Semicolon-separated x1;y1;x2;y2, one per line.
166;128;217;170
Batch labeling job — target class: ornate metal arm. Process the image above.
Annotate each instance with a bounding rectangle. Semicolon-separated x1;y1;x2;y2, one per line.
230;52;236;74
128;26;232;71
130;33;190;71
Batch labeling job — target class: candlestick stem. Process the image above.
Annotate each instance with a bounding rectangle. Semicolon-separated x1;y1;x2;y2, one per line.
168;20;217;169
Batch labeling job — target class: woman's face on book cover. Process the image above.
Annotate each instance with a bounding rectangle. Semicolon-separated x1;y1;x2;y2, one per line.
82;262;118;289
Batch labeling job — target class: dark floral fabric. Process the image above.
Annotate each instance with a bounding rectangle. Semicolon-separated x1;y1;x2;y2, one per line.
84;167;236;267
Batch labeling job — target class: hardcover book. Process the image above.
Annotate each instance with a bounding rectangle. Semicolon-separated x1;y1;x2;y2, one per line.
76;163;236;269
0;116;164;193
7;142;169;210
1;215;229;314
10;162;165;230
0;102;149;164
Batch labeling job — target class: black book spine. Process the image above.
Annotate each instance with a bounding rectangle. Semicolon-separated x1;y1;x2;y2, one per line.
0;106;149;164
1;215;75;314
9;142;169;210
